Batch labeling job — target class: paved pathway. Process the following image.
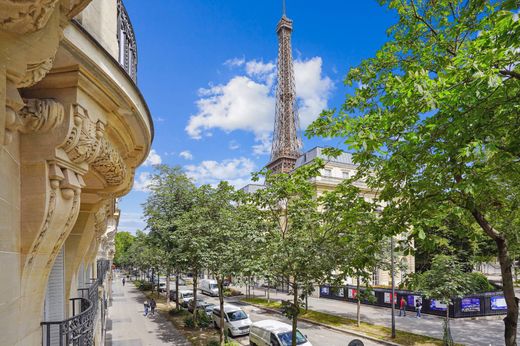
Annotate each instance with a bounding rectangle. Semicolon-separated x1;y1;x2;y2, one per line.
245;286;509;346
106;274;191;346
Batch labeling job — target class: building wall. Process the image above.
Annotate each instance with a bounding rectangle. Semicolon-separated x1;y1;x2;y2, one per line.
0;1;151;344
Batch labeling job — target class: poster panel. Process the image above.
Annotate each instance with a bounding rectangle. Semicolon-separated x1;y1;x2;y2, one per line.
320;286;330;296
430;299;448;311
491;296;507;310
461;298;480;312
384;292;397;304
348;288;357;299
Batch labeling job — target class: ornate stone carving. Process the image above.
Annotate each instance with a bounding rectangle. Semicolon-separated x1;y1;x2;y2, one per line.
0;0;59;34
62;105;127;186
18;98;64;133
17;57;55;88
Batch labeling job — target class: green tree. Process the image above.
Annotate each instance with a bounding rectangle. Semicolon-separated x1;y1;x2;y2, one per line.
142;165;195;308
252;163;338;346
409;255;471;346
114;231;135;267
308;1;520;344
174;185;214;327
320;181;383;326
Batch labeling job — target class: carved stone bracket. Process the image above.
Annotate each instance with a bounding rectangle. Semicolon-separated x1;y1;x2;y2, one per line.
0;0;60;34
19;98;65;133
61;104;127;186
17;57;55;88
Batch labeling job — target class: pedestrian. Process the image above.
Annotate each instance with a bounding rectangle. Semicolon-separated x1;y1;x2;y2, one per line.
122;277;125;286
150;298;156;316
415;299;422;318
399;297;406;317
143;300;149;316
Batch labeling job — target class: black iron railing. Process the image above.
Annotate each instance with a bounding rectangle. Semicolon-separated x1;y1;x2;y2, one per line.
117;0;137;82
41;293;96;345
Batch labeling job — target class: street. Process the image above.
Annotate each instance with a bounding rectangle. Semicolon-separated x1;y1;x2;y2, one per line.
197;291;384;346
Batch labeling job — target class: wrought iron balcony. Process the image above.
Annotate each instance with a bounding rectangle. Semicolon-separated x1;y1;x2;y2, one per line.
117;0;137;82
41;292;97;346
41;276;103;346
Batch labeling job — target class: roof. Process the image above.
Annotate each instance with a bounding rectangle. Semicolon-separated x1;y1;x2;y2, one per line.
252;319;292;333
295;147;354;167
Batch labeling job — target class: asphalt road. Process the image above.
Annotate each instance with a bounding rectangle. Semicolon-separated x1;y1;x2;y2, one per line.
198;293;384;346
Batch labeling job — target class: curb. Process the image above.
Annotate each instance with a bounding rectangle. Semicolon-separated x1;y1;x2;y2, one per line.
243;301;401;346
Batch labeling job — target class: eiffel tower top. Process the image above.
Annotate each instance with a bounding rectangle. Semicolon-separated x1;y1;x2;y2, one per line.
266;0;302;174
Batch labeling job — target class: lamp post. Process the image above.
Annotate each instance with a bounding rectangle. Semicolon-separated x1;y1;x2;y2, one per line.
391;236;396;338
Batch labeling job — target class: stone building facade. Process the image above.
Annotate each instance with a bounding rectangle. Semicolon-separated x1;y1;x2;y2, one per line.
0;0;152;345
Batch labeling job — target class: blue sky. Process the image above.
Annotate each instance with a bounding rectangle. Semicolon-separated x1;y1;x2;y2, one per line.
118;0;397;233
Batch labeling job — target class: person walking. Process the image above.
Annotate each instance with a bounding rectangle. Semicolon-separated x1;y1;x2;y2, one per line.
150;298;156;316
415;299;422;318
143;300;149;316
399;297;406;317
122;277;126;286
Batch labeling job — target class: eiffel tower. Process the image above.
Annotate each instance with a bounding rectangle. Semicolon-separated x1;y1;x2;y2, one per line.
266;0;302;174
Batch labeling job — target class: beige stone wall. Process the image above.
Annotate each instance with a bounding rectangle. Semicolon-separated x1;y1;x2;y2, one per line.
0;1;152;344
76;0;119;60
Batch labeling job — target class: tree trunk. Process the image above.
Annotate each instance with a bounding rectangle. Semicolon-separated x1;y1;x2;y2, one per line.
217;276;226;345
443;306;453;346
175;271;180;311
157;272;160;297
292;283;298;346
166;269;171;306
193;269;198;327
267;277;270;303
471;209;518;346
356;276;361;327
496;237;519;346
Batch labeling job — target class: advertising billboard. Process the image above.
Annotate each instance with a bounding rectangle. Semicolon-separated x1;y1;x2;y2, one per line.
408;295;422;307
320;286;330;296
491;296;507;310
384;292;397;304
430;299;448;311
348;288;357;299
461;298;480;313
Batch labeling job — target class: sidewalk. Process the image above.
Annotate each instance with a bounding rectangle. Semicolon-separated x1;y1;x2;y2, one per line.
106;274;191;346
245;287;508;346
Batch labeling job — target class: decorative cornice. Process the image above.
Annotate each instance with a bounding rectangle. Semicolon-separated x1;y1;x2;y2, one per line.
17;57;55;88
18;98;65;133
0;0;59;34
61;104;127;185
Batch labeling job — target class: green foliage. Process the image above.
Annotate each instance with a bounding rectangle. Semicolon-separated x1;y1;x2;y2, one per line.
281;300;300;320
307;1;520;343
134;279;153;291
184;310;211;328
113;231;135;267
467;272;496;293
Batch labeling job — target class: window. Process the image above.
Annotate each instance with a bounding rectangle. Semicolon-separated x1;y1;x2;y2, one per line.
342;171;349;179
322;169;331;177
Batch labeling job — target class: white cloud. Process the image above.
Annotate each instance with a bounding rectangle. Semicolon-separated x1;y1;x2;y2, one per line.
179;150;194;160
252;133;272;156
185;56;333;147
184;157;256;188
154;116;166;122
224;57;245;67
229;140;240;150
142;149;162;166
294;57;334;128
133;172;153;192
186;76;275;139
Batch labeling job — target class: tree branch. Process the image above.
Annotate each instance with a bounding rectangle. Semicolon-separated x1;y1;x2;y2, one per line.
500;69;520;80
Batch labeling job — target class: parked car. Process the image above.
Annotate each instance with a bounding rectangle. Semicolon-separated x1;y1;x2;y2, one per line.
169;289;193;307
250;319;312;346
158;281;167;293
188;299;208;313
203;303;216;317
212;304;252;337
200;279;219;296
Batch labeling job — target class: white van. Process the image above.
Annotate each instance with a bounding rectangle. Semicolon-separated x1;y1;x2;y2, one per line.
200;279;219;296
169;289;193;307
250;320;312;346
212;304;252;337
